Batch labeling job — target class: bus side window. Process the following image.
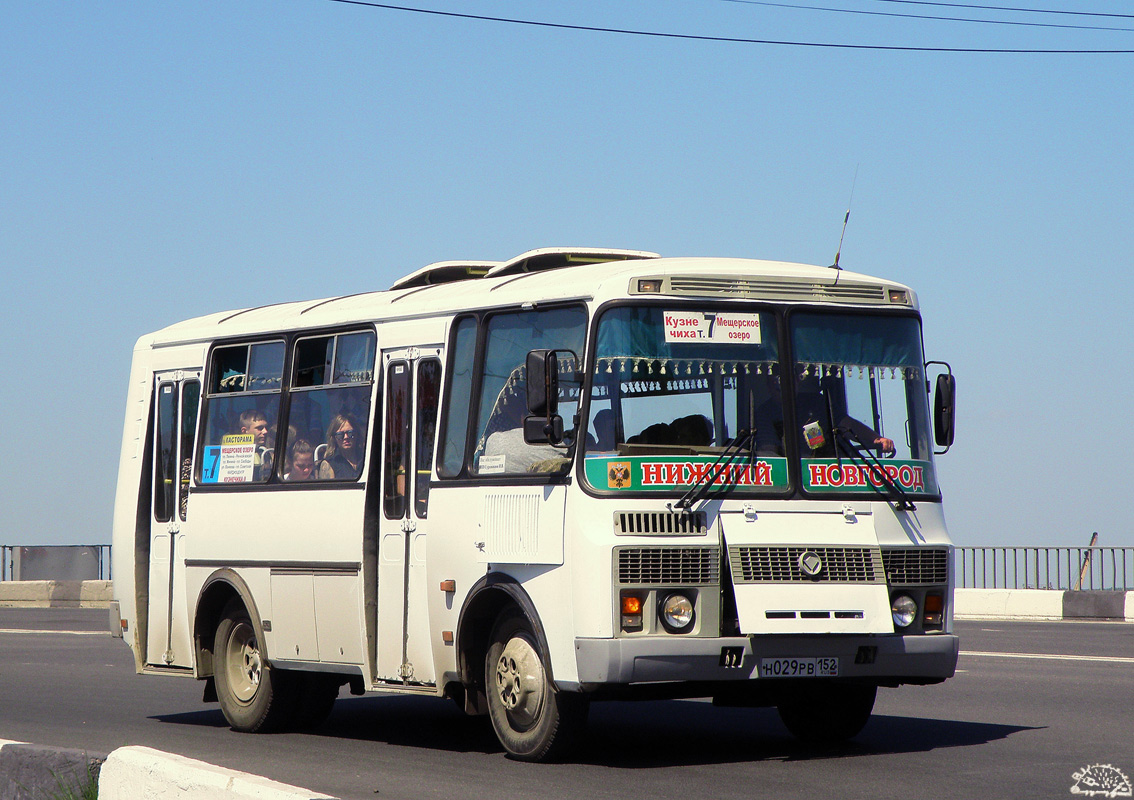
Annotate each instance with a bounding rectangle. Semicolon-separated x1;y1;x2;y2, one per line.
414;359;441;518
438;316;477;478
179;380;200;519
472;305;586;476
283;331;375;482
154;382;177;522
383;362;411;518
199;341;285;485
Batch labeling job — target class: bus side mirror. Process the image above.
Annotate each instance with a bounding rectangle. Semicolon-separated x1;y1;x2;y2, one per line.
933;372;956;451
525;349;563;445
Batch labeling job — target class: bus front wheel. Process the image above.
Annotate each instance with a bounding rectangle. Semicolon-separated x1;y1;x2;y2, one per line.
214;599;294;732
776;683;876;744
485;610;588;762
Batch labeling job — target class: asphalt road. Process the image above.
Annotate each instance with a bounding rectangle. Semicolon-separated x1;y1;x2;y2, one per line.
1;609;1132;800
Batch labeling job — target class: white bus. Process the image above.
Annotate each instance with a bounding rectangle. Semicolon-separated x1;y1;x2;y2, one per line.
111;247;959;761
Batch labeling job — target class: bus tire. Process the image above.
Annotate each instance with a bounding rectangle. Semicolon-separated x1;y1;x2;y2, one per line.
485;610;588;762
776;683;876;744
214;598;295;733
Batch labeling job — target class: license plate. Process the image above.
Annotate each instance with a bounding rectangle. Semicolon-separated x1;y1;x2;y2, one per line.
759;657;839;678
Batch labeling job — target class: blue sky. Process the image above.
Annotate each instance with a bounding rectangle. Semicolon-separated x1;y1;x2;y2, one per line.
2;1;1131;548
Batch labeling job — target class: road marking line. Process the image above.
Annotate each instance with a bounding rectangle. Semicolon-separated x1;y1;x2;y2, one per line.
962;650;1134;664
0;628;108;636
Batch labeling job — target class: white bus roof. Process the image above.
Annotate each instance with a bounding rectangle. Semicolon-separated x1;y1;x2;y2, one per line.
484;247;661;279
388;260;503;291
140;251;917;349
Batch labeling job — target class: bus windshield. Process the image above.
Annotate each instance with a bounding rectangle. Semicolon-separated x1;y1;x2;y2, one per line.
789;311;938;497
581;305;939;498
582;305;788;494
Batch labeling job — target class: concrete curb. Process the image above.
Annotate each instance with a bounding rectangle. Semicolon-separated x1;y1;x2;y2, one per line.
0;739;104;800
0;580;113;608
0;739;339;800
955;588;1134;621
98;746;338;800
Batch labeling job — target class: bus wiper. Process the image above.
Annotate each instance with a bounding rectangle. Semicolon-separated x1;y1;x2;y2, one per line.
672;428;757;510
833;428;916;512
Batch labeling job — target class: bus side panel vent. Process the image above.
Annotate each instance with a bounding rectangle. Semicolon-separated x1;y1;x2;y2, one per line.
615;511;708;536
484;493;541;558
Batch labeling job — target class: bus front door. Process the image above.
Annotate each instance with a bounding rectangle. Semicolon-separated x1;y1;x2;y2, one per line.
145;371;200;668
376;349;443;685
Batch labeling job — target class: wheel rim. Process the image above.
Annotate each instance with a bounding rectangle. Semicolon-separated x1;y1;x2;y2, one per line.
494;633;545;731
224;620;262;705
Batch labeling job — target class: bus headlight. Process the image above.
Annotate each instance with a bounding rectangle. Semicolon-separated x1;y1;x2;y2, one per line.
891;594;918;628
660;592;695;633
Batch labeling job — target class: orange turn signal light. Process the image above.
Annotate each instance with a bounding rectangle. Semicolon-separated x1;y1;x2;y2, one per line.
621;595;643;615
924;594;944;613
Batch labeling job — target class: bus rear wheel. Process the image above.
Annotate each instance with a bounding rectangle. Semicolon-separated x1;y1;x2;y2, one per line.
214;599;295;732
776;683;876;744
485;610;588;762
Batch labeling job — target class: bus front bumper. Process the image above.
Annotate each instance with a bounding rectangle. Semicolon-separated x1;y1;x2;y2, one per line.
572;633;959;688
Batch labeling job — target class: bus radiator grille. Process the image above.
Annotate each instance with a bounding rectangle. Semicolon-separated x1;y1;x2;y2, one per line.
880;547;950;585
617;546;720;586
729;546;886;584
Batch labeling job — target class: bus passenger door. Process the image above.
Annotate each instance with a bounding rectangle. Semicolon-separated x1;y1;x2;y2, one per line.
376;348;443;685
146;371;201;668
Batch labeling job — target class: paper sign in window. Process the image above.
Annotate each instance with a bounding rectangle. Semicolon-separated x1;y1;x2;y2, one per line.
663;311;762;345
201;433;256;484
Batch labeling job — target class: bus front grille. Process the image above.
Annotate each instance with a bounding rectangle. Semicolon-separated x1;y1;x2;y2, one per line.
881;547;950;585
617;546;720;585
729;546;885;584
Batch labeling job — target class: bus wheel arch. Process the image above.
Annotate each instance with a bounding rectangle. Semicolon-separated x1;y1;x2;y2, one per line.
213;596;297;732
193;569;265;679
456;576;588;760
454;576;552;716
484;607;588;761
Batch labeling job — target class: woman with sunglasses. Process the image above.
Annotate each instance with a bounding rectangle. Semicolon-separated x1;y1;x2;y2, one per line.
318;414;364;479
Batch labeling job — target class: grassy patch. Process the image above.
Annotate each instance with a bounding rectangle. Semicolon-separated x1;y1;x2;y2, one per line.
43;765;99;800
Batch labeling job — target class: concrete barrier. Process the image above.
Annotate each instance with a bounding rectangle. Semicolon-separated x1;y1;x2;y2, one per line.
0;580;113;608
98;746;338;800
1;739;338;800
0;739;104;800
956;588;1134;621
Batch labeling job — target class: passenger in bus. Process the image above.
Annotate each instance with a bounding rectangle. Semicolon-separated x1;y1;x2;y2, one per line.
318;414;364;479
671;414;713;446
482;401;562;472
239;409;273;480
756;372;894;458
587;409;618;452
625;414;712;448
626;422;668;446
284;439;315;481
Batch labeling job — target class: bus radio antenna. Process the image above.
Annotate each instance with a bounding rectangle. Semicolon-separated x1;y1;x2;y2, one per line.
830;165;859;279
831;210;850;271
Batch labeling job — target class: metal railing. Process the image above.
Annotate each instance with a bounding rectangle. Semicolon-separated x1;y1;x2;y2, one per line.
1;545;112;582
3;544;1132;591
956;547;1134;591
